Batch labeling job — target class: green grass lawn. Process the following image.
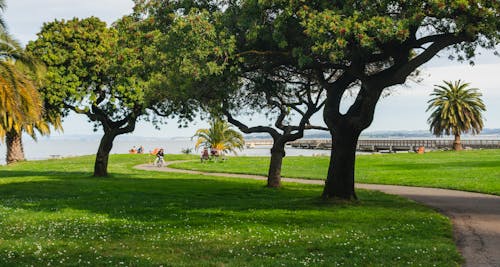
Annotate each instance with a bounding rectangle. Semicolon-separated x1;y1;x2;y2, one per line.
0;154;461;266
171;149;500;195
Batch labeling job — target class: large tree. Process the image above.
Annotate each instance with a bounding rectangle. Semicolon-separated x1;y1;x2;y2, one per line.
173;0;498;199
28;8;233;176
223;69;328;187
27;17;150;176
427;80;485;151
134;0;498;198
134;1;329;188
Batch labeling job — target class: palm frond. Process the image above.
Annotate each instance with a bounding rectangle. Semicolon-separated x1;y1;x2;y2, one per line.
427;80;485;137
0;32;60;141
192;118;245;155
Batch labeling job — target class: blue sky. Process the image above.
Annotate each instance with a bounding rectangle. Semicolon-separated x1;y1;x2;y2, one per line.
5;0;500;138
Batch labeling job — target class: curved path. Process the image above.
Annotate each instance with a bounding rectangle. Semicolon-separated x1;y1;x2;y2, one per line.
135;161;500;267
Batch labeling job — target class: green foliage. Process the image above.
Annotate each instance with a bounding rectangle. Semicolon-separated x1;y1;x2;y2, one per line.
133;6;236;122
427;80;486;137
0;155;461;266
26;17;146;126
171;150;500;195
0;28;59;141
0;59;42;139
193;118;245;155
26;17;154;175
298;1;499;63
218;0;500;94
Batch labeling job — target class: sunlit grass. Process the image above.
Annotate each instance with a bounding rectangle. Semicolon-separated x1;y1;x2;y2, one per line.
0;155;461;266
171;149;500;195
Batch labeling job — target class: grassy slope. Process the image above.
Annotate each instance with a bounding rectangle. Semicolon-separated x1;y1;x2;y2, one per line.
0;154;461;266
171;149;500;195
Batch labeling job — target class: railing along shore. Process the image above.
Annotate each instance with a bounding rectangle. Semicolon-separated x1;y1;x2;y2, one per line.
245;138;500;152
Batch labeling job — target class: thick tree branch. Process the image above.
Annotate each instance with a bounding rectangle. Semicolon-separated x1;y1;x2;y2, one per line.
90;104;113;131
63;102;112;129
320;71;356;125
289;103;306;117
224;110;280;139
374;32;471;88
95;87;107;105
304;125;328;131
115;115;138;135
415;32;460;47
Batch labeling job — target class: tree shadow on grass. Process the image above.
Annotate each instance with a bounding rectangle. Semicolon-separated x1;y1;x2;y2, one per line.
0;171;456;267
0;172;432;227
0;170;91;179
0;250;156;267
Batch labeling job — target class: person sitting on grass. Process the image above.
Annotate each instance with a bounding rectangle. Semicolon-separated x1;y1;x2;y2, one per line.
210;147;219;157
201;147;210;162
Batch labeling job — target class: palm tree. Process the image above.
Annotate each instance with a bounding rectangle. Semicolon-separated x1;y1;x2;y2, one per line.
193;118;245;156
0;9;60;163
427;80;486;151
0;59;50;163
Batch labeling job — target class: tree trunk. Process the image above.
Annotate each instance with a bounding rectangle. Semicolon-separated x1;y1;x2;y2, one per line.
453;134;462;151
322;125;360;200
321;80;384;200
94;131;117;177
267;143;285;188
6;130;25;164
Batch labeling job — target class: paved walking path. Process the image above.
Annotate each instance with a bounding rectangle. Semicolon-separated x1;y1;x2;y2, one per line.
135;161;500;267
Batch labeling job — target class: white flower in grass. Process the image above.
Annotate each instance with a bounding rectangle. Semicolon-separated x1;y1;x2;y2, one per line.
34;243;42;255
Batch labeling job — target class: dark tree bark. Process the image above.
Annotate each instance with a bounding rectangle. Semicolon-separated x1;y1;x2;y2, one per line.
94;131;118;177
318;33;474;199
267;141;286;188
321;79;383;200
72;103;141;177
322;122;361;199
6;130;25;164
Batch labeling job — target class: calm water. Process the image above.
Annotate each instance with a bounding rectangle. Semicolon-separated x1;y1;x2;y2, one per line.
0;136;331;165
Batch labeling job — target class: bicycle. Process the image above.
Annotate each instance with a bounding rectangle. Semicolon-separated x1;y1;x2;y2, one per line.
154;156;164;167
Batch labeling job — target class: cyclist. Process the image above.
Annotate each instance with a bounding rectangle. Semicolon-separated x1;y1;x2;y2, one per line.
155;148;165;167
